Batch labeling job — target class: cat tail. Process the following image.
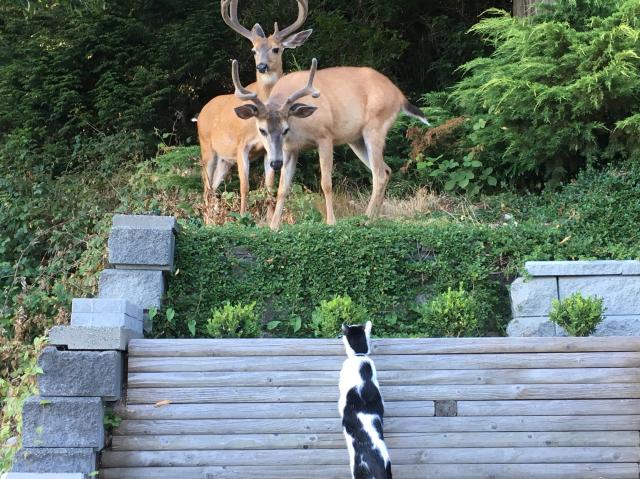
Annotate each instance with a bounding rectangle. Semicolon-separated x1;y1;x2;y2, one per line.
386;461;392;479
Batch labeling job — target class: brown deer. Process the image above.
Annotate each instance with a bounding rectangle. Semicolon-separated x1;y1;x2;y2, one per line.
196;0;311;215
232;59;429;230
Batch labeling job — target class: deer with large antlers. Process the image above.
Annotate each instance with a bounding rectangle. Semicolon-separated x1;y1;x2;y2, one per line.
232;59;429;230
196;0;311;215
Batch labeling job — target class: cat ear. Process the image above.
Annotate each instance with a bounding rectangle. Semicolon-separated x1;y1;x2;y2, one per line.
341;323;349;335
365;321;372;335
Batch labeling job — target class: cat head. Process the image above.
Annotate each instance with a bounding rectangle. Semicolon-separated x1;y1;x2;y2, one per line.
341;321;372;357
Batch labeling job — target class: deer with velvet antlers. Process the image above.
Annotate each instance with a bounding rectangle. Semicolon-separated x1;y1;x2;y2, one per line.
196;0;311;216
231;59;430;230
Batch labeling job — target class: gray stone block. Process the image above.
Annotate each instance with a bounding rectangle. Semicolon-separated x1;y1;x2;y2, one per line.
526;260;640;276
108;228;175;272
22;397;104;450
11;448;96;475
49;326;143;351
507;316;558;337
559;276;640;315
510;277;558;317
72;298;142;317
98;269;164;310
594;316;640;336
70;312;142;332
38;347;123;400
112;214;178;231
3;474;86;478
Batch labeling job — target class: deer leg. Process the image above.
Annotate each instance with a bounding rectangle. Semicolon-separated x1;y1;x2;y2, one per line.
348;137;371;171
363;132;391;218
318;139;336;225
237;147;251;215
269;152;297;231
211;158;233;191
264;156;276;221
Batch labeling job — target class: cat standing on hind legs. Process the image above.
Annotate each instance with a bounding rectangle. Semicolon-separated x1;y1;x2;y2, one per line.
339;321;392;479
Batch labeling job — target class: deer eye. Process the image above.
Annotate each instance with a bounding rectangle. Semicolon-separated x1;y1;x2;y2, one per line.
259;128;267;137
282;127;289;136
251;49;257;55
272;48;280;54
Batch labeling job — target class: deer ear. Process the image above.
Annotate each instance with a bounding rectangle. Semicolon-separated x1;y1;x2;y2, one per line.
282;29;313;49
234;104;259;120
289;103;317;118
252;23;266;38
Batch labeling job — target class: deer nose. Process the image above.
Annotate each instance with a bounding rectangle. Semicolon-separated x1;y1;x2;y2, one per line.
256;63;269;73
271;160;283;170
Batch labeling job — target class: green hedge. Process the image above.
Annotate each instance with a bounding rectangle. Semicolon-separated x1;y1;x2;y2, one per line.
158;163;640;339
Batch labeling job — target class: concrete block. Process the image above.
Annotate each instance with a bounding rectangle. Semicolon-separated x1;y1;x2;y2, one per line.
11;448;96;475
112;214;178;231
72;298;142;317
49;326;142;351
510;277;558;317
594;316;640;336
38;347;123;400
559;276;640;315
22;397;104;450
507;316;558;337
3;474;86;478
70;312;142;332
108;228;175;272
98;269;164;310
526;260;640;276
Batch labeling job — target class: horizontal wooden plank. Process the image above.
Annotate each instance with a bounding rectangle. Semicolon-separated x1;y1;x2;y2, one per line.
115;401;434;420
128;352;640;372
111;431;640;451
128;337;640;357
125;384;640;404
458;399;640;416
128;368;640;388
100;463;640;479
101;446;640;467
114;415;640;435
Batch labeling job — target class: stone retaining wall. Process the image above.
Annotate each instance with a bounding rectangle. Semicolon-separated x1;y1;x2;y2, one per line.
508;260;640;337
4;215;177;479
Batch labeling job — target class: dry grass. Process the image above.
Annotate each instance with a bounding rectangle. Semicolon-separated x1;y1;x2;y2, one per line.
328;186;465;220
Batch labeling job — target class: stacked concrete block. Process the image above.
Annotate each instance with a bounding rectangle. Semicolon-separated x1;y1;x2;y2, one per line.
508;260;640;337
21;397;104;450
2;474;86;479
99;214;178;331
38;347;123;401
10;449;96;476
49;299;143;351
13;214;178;477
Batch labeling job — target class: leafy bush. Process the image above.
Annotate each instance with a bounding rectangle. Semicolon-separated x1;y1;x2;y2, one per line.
415;285;487;337
205;302;260;338
311;295;368;338
549;293;605;336
410;0;640;191
0;337;46;472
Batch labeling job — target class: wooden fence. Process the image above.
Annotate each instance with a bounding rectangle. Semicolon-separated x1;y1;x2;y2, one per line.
101;337;640;479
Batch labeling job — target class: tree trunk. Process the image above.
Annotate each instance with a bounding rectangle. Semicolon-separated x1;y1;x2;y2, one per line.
513;0;555;17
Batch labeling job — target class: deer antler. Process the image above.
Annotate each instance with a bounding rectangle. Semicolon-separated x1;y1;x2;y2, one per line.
274;0;309;39
284;58;320;106
232;60;267;114
221;0;254;40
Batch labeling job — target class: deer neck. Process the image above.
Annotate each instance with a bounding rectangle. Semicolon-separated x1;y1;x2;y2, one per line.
256;68;282;101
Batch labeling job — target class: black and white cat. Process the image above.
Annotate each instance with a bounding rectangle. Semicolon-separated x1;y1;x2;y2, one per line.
339;321;392;479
